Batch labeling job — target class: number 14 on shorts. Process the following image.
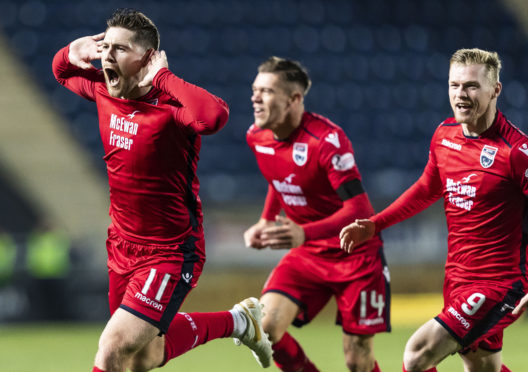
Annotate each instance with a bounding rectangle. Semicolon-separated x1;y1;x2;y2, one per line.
360;290;385;318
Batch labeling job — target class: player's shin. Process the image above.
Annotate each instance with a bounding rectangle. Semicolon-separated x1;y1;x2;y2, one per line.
272;332;319;372
163;311;234;364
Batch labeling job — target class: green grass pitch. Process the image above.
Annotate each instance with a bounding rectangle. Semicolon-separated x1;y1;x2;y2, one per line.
0;314;526;371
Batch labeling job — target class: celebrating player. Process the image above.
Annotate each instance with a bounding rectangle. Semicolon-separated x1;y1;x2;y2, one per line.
53;8;272;372
340;48;527;372
244;56;390;372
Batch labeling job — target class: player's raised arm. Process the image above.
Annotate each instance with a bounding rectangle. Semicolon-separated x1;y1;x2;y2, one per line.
138;50;167;88
68;32;105;70
148;53;229;135
339;219;375;253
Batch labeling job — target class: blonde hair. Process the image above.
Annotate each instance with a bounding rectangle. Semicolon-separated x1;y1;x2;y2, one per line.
450;48;502;84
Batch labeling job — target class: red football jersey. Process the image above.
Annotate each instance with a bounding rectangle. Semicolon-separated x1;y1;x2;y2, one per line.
247;112;381;256
374;111;528;283
53;46;228;245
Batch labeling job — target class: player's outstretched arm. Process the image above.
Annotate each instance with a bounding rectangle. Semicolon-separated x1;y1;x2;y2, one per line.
68;32;105;69
244;218;275;250
339;219;375;254
513;293;528;315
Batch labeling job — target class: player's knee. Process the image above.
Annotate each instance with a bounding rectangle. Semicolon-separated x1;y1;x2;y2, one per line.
261;315;286;343
129;355;155;372
344;357;373;372
403;349;434;372
96;332;136;368
343;338;374;372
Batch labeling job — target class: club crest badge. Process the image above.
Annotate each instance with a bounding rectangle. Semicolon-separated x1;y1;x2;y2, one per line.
293;142;308;166
480;145;498;169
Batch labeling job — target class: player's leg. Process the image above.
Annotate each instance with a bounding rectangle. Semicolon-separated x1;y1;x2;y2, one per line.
403;319;460;371
342;334;380;372
94;308;162;372
260;292;318;371
260;249;333;371
459;348;502;372
260;291;299;343
337;249;390;372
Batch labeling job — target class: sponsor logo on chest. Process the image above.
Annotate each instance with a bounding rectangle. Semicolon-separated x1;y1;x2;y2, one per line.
108;111;140;151
446;174;477;211
272;173;307;206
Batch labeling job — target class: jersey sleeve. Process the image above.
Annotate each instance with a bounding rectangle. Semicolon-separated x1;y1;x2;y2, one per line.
152;68;229;135
261;185;282;221
318;127;363;194
52;45;100;101
510;140;528;195
301;127;374;241
372;137;443;232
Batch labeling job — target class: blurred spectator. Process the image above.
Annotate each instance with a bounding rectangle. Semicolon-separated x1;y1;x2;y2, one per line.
0;230;16;284
25;226;70;279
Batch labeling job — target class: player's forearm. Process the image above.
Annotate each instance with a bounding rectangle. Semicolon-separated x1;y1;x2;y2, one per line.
52;46;74;83
153;68;229;134
52;45;99;100
302;194;373;241
261;185;282;220
372;172;441;233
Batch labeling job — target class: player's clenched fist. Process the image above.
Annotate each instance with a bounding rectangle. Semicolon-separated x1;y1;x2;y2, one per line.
339;219;375;253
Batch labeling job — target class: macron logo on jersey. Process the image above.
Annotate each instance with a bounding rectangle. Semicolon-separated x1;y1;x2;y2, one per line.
255;145;275;155
441;139;462;151
519;143;528;157
325;132;340;148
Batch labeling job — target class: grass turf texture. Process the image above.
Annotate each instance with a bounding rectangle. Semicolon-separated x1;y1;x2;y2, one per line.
0;294;526;372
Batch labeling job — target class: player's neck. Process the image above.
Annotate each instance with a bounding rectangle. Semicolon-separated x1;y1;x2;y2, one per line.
120;85;152;100
272;110;303;140
461;107;497;137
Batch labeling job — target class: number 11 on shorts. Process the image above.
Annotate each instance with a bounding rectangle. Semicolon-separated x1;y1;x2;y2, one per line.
360;290;385;318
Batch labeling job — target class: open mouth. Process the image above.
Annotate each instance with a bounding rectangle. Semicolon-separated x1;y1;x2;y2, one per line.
105;68;120;87
254;107;265;117
456;103;472;112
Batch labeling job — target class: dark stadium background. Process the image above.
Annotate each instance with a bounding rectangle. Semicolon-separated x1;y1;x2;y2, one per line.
0;0;527;322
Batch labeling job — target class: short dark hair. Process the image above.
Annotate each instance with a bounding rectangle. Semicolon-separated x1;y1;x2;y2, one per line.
258;56;312;96
106;8;160;50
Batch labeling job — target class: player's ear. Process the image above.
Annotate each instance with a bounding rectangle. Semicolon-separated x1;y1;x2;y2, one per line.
290;92;303;105
141;48;155;66
492;81;502;99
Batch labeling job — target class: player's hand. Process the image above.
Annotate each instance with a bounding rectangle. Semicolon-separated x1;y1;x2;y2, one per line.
513;293;528;315
243;219;275;250
260;216;305;250
138;50;168;88
339;219;375;254
68;32;105;69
